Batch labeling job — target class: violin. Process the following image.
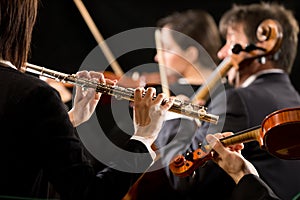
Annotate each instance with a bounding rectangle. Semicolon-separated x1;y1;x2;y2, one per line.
169;107;300;177
191;19;283;104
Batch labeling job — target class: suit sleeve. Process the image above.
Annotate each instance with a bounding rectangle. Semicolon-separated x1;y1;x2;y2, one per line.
22;84;153;200
230;174;281;200
84;139;153;200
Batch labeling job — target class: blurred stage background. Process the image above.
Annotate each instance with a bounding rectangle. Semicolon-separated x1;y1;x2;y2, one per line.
30;0;300;93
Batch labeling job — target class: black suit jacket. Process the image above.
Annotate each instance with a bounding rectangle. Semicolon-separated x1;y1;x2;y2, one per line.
171;73;300;200
231;174;280;200
0;65;152;200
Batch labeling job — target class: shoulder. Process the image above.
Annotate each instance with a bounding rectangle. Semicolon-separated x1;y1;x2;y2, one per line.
9;71;67;117
6;68;57;93
18;72;62;103
0;67;62;104
210;87;246;112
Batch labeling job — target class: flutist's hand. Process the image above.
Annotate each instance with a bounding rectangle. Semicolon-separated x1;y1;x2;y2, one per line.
68;71;116;127
133;87;174;146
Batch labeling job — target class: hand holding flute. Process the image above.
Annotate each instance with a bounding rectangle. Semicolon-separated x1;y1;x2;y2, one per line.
25;63;219;124
68;70;117;127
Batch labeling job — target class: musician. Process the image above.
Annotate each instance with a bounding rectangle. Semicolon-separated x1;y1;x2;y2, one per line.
174;2;300;200
126;9;225;199
0;1;174;199
206;133;280;200
154;8;224;159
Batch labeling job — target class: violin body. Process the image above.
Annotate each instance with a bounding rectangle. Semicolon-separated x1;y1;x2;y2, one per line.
261;107;300;159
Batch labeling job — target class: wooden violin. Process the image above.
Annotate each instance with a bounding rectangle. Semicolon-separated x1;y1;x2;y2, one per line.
169;107;300;177
191;19;283;104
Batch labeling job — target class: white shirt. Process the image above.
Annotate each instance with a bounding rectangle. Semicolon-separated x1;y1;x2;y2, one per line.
241;69;284;88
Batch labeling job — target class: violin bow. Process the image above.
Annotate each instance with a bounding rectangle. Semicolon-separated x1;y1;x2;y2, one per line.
154;29;170;97
73;0;124;77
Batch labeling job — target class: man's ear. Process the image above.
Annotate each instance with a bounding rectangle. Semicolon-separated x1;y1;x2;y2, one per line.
185;46;199;63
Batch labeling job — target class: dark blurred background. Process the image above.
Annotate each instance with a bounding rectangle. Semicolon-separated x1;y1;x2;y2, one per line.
30;0;300;93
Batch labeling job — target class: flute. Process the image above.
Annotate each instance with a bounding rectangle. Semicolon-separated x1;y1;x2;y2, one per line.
25;63;219;124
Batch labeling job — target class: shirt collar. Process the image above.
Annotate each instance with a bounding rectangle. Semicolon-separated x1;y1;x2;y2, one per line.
241;68;284;88
0;60;17;70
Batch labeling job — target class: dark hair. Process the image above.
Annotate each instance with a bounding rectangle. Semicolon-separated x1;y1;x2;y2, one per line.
0;0;38;69
219;2;299;73
157;9;222;66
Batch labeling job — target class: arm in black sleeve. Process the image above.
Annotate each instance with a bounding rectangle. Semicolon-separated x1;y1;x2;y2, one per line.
82;139;153;200
23;84;153;200
231;174;281;200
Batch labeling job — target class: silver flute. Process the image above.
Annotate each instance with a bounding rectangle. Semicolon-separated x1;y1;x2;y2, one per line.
25;63;219;124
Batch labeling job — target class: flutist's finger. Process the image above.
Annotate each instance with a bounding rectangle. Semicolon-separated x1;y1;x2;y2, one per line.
89;71;105;100
152;92;165;106
106;79;117;86
76;70;90;79
134;87;145;125
161;96;175;111
145;87;156;100
90;71;105;83
134;87;144;101
75;71;89;97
